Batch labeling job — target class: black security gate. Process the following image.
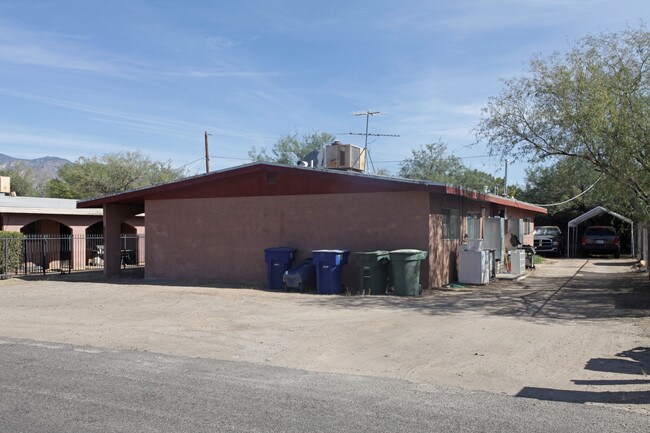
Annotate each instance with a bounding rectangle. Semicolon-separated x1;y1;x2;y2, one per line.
0;234;145;279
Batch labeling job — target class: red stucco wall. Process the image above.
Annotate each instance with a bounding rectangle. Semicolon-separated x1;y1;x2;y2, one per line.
144;191;541;289
145;191;432;288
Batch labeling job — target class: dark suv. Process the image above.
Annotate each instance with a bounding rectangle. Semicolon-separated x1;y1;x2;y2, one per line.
533;226;564;256
581;226;620;258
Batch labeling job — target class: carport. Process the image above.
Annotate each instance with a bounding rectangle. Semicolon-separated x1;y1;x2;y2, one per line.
567;206;634;257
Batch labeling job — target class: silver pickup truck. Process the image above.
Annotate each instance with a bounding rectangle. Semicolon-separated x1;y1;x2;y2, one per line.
533;226;564;256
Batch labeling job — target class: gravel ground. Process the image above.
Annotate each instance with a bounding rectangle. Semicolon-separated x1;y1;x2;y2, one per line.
0;257;648;414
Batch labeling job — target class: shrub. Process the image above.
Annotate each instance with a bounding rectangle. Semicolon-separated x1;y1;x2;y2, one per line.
0;231;24;276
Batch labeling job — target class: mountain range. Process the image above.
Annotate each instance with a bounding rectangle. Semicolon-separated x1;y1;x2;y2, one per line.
0;153;71;191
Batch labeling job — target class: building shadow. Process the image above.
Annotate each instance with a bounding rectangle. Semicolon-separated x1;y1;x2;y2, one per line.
10;259;650;321
289;269;650;322
517;347;650;405
516;387;650;404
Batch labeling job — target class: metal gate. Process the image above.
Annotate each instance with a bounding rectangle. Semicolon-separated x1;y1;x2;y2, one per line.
0;234;145;279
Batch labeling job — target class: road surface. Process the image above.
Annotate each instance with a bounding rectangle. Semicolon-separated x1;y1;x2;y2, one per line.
1;338;648;433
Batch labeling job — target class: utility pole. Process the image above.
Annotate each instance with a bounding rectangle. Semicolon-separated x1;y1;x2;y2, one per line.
204;131;211;174
503;159;509;197
340;110;399;173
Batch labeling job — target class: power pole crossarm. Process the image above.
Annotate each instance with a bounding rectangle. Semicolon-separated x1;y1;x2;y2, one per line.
344;110;399;174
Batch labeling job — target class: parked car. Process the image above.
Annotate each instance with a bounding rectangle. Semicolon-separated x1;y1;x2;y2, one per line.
533;226;564;256
581;226;620;258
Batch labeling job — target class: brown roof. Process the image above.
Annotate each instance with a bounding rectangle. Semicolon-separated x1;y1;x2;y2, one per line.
77;163;547;214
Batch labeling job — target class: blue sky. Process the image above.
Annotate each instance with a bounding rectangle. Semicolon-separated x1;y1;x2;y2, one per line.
0;1;647;185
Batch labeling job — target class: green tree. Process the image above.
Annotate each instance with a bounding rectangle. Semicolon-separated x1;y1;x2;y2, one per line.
398;141;500;191
45;151;185;200
398;141;464;182
519;159;600;212
248;131;335;164
0;167;37;196
521;157;642;219
456;168;503;194
475;25;650;221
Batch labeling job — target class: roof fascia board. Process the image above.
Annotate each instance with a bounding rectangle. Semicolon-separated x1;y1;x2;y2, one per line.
78;163;546;214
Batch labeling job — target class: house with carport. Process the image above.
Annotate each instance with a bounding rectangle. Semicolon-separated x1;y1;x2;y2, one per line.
79;162;546;289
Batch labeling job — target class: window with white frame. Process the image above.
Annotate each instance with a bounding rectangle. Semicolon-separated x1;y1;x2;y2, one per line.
442;208;460;240
466;212;481;239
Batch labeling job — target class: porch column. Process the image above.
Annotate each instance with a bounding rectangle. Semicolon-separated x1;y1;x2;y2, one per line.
104;203;144;277
70;226;87;270
136;225;145;265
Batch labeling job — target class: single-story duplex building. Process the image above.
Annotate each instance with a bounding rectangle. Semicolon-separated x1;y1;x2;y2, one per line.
78;163;546;289
0;194;144;270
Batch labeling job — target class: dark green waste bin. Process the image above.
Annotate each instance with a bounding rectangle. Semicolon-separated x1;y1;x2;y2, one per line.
353;251;389;295
389;249;428;296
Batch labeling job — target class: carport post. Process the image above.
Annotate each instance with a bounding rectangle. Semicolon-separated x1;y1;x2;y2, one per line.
103;203;144;277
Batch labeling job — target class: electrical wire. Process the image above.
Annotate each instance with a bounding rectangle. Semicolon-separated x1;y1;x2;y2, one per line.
208;155;252;161
373;154;491;164
174;157;205;170
532;174;605;207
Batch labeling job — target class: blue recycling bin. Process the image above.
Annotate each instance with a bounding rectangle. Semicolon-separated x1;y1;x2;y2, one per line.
264;247;296;290
312;250;350;294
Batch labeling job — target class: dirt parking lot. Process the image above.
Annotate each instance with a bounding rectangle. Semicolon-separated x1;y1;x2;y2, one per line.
1;258;648;413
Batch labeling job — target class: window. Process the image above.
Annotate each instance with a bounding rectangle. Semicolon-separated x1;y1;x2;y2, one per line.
466;212;481;239
442;208;460;240
523;217;533;235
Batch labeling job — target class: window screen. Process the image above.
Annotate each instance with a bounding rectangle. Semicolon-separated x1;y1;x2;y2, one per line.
443;208;460;240
466;212;481;239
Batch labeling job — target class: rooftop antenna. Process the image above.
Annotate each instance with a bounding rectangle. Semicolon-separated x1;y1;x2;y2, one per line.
339;110;399;173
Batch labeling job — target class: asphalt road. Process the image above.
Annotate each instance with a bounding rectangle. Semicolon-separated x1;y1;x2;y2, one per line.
0;338;647;433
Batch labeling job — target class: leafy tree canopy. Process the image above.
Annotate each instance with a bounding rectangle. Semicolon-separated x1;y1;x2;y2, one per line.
248;131;335;165
0;166;37;197
520;157;643;221
398;141;502;192
45;151;185;200
475;24;650;221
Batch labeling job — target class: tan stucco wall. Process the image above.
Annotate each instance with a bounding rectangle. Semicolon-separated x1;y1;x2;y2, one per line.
145;191;432;288
427;193;488;287
506;208;536;246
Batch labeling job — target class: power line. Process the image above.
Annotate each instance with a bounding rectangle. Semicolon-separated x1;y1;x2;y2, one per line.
373;154;491;164
174;157;205;171
208;155;251;161
532;174;604;207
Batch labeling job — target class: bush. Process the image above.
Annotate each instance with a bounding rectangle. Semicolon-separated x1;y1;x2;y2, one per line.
0;231;24;276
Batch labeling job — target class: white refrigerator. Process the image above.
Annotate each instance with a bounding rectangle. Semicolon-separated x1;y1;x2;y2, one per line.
458;249;491;285
483;218;505;273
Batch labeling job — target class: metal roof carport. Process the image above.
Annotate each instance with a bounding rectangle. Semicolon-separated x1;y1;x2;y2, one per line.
567;206;634;257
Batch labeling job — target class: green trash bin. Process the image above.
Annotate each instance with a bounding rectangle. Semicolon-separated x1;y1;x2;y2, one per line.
353;251;389;295
389;249;428;296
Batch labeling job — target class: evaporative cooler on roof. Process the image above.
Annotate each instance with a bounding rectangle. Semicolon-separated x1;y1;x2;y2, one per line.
325;141;366;172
